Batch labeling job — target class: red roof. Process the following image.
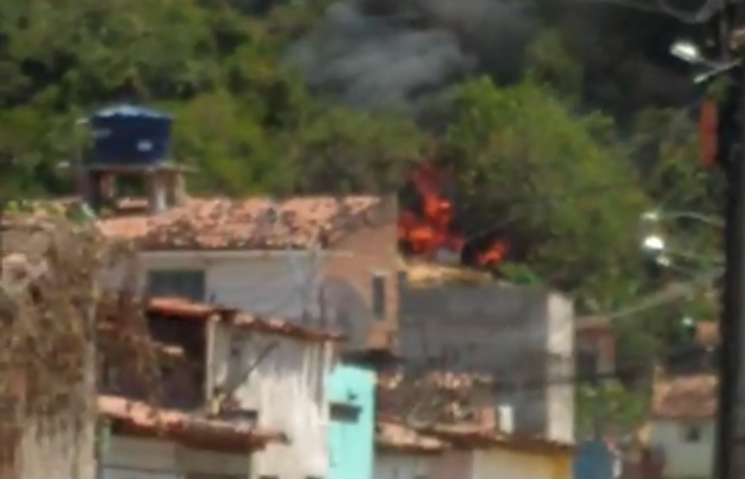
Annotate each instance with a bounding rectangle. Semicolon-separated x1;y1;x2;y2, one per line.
651;374;717;420
98;196;382;250
147;297;342;342
98;395;286;451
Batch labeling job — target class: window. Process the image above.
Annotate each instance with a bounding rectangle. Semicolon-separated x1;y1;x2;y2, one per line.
330;402;360;423
681;423;703;443
147;269;205;302
371;272;387;320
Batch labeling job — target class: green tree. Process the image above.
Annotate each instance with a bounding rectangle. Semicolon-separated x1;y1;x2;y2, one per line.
441;76;651;309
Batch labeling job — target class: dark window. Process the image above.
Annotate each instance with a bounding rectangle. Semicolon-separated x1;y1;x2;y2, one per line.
681;424;703;443
371;272;386;320
576;346;599;382
147;269;205;302
330;403;360;423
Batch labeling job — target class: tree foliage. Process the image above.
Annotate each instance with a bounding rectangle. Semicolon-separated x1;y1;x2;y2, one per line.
0;0;723;379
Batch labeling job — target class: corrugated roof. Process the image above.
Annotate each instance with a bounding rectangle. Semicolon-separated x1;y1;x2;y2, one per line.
651;374;717;420
98;196;382;250
146;297;342;342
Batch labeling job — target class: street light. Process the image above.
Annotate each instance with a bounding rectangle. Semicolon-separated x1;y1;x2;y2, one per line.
670;39;741;84
641;209;724;228
671;40;708;65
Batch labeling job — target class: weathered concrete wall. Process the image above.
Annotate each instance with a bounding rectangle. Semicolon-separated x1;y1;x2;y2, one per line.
399;283;575;442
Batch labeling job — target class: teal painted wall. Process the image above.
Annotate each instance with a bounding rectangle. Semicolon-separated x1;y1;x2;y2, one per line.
327;363;376;479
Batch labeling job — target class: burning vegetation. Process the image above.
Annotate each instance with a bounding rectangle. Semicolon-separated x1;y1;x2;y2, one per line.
398;162;509;269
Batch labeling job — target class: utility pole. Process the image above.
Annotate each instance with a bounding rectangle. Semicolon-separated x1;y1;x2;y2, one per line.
713;1;745;478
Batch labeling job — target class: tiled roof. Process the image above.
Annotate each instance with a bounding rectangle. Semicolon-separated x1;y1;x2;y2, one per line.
98;196;382;250
147;297;342;342
376;419;448;454
417;424;575;454
651;374;717;420
377;371;496;424
98;395;285;451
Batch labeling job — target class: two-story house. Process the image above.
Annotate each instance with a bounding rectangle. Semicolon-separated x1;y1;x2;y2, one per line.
107;296;342;479
97;295;299;479
97;190;399;351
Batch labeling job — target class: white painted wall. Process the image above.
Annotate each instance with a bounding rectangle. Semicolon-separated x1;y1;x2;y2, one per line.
649;419;714;479
129;253;321;321
472;449;554;479
374;452;428;479
101;435;251;479
101;436;179;479
211;324;333;479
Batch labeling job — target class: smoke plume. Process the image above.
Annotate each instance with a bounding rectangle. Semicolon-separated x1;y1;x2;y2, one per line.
285;0;539;111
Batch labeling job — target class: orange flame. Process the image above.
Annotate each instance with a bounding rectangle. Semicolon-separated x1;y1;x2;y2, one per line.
398;162;508;267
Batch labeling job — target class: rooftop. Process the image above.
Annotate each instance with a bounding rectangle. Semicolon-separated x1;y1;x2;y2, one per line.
376;419;448;454
651;374;717;420
98;196;383;250
98;395;285;451
147;296;343;342
400;259;495;287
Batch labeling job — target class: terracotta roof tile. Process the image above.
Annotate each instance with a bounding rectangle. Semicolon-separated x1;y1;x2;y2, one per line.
376;419;448;454
651;374;717;420
98;196;382;250
417;424;575;453
98;395;285;450
147;297;342;342
377;371;496;424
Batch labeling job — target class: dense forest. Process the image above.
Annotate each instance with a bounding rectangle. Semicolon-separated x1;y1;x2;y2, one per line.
0;0;726;421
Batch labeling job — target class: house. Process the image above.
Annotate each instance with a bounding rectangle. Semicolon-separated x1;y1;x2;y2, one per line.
648;374;717;479
204;299;341;479
97;395;283;479
98;295;340;479
373;416;575;479
327;359;377;479
397;261;575;442
421;424;575;479
97;190;399;351
374;419;448;479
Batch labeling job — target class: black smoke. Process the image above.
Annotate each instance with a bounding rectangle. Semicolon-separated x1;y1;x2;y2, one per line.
286;0;538;112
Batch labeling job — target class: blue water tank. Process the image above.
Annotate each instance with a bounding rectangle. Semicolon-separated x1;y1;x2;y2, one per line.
87;104;173;166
